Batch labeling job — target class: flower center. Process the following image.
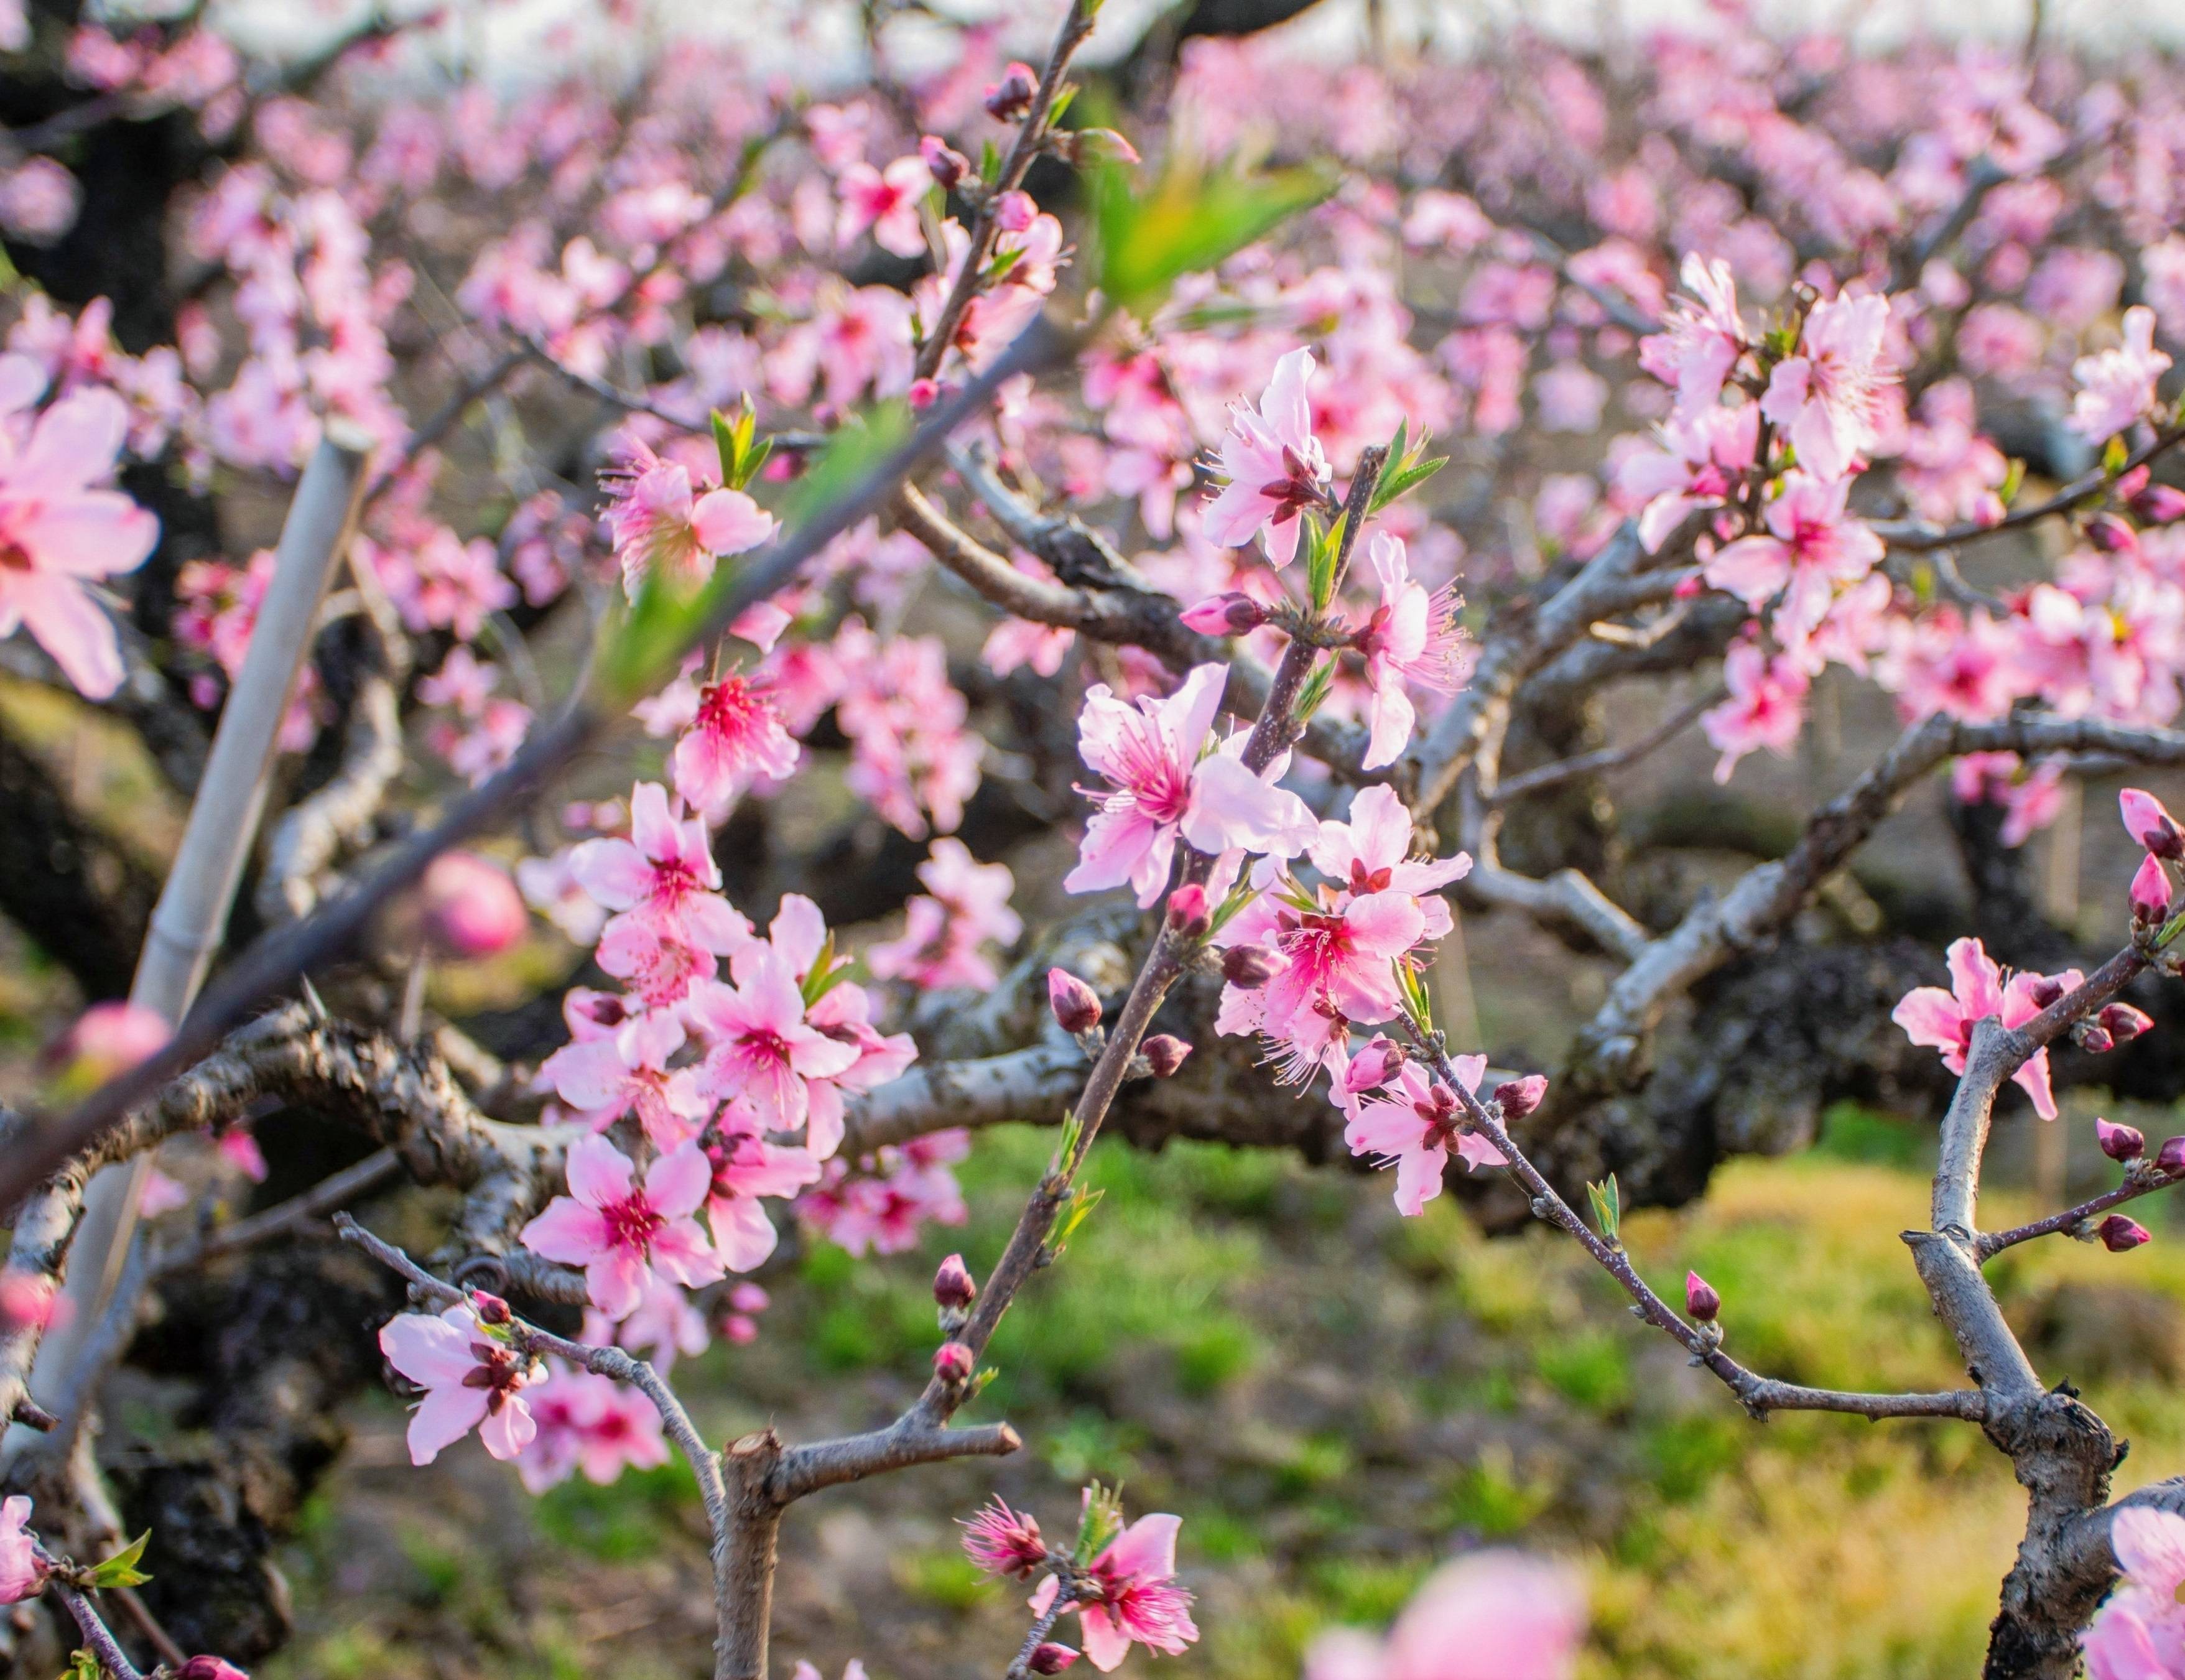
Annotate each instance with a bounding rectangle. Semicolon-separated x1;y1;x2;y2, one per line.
601;1192;664;1255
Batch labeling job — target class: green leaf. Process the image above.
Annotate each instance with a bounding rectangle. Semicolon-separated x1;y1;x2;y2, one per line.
1586;1175;1622;1245
1046;83;1079;127
1305;509;1347;613
68;1648;103;1680
798;932;860;1008
712;394;768;491
1091;149;1335;315
85;1531;152;1590
1291;655;1335;725
1998;456;2026;508
979;139;1001;187
1052;1186;1105;1257
1073;1480;1126;1566
2104;434;2130;478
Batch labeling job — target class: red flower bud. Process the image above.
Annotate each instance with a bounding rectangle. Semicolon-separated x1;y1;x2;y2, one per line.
1684;1270;1721;1321
983;63;1037;121
1221;944;1277;988
1166;884;1211;939
2100;1003;2154;1044
2100;1215;2153;1253
179;1660;251;1680
1029;1645;1080;1674
469;1289;513;1325
933;1253;977;1311
2132;854;2173;923
1141;1035;1192;1078
932;1341;975;1383
1047;968;1103;1035
2132;483;2185;526
2085;512;2140;554
2161;1136;2185;1176
2025;975;2066;1010
2122;789;2185;860
1343;1036;1404;1094
2079;1026;2116;1056
1493;1075;1548;1121
2098;1118;2146;1163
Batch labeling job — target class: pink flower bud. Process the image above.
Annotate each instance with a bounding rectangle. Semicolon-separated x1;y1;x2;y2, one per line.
2122;789;2185;860
0;1268;60;1335
46;1000;171;1097
920;134;971;191
1685;1270;1721;1321
983;63;1037;121
2100;1003;2154;1044
934;1253;977;1310
993;190;1036;234
1047;968;1103;1035
2132;853;2173;922
1029;1645;1080;1674
1064;127;1140;167
469;1289;513;1325
729;1282;770;1314
1166;884;1211;939
1493;1075;1548;1121
421;850;528;958
1343;1036;1404;1095
177;1659;251;1680
2159;1136;2185;1176
2132;483;2185;526
1179;592;1268;636
1141;1035;1192;1077
2079;1025;2116;1055
2100;1215;2152;1253
2098;1118;2146;1162
907;376;940;410
1221;944;1276;988
933;1341;975;1383
2085;512;2140;554
2025;975;2066;1010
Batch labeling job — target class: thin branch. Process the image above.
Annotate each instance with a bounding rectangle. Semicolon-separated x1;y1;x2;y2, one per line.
1875;423;2185;554
1975;1167;2184;1261
1485;687;1723;805
154;1146;403;1274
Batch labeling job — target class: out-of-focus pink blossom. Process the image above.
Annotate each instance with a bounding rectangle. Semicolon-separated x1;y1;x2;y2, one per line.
1200;348;1331;567
1759;289;1894;481
420;850;529;958
2071;308;2172;444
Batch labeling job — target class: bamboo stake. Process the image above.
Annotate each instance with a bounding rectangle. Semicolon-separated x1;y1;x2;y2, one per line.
7;428;371;1456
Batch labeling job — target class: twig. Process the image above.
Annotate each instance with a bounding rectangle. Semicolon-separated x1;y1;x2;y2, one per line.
1975;1169;2184;1261
1006;1560;1080;1680
154;1146;403;1274
1876;423;2185;554
1486;686;1723;804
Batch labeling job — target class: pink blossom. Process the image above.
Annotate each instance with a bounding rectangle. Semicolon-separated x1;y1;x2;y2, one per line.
672;671;800;812
866;838;1023;990
1704;471;1884;635
1308;785;1472;934
1200;348;1332;566
377;1305;540;1464
836;155;932;259
2123;789;2185;857
600;437;777;601
685;954;860;1141
0;1496;44;1605
703;1126;822;1271
1760;290;1894;481
0;389;159;698
1702;641;1809;783
1033;1513;1200;1671
1617;402;1761;553
540;1009;707;1146
1355;533;1471;770
961;1497;1047;1578
1249;891;1431;1081
1637;254;1747;419
515;1364;670;1494
1891;937;2079;1119
1346;1056;1504;1214
2071;308;2172;444
1305;1551;1585;1680
571;782;750;954
519;1136;724;1320
2084;1506;2185;1680
1064;662;1317;907
50;999;170;1092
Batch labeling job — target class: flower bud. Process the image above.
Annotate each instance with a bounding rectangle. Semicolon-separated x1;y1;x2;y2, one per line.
920;134;971;192
1221;944;1277;988
2085;512;2140;554
983;63;1037;121
1343;1036;1404;1094
1141;1035;1192;1078
2132;483;2185;526
2160;1135;2185;1176
1166;884;1211;939
993;190;1036;234
730;1281;770;1314
178;1659;251;1680
421;850;529;958
0;1268;60;1335
1684;1270;1721;1322
2098;1118;2146;1163
1064;127;1140;168
2122;789;2185;860
1047;968;1103;1036
469;1289;513;1325
2100;1215;2153;1253
2079;1025;2116;1055
2100;1003;2154;1044
1029;1646;1080;1674
934;1253;977;1311
932;1341;975;1383
45;1000;171;1100
2025;975;2066;1010
1493;1075;1548;1121
2132;853;2173;922
1179;592;1269;636
907;376;940;411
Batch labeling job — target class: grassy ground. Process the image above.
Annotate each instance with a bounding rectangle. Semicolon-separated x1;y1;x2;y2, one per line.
259;1092;2185;1680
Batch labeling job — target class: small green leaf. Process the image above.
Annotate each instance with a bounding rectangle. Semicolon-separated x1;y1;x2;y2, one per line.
1053;1185;1105;1255
1046;83;1079;127
1074;1480;1126;1566
1306;509;1348;613
2104;434;2130;477
979;139;1001;187
1092;149;1335;315
1998;456;2026;508
1586;1175;1622;1245
85;1531;152;1590
68;1648;103;1680
1291;655;1336;725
